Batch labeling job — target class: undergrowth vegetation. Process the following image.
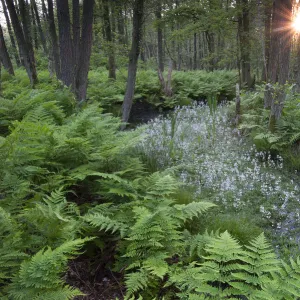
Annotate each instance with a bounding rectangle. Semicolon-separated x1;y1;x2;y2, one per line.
0;70;300;299
234;86;300;170
87;68;237;112
140;104;300;256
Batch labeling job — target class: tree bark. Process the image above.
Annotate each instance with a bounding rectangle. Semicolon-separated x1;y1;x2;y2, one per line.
0;25;15;75
1;0;21;66
267;0;292;131
262;0;272;82
19;0;33;51
121;0;144;127
19;0;37;74
116;0;125;44
73;0;80;73
5;0;38;85
75;0;94;101
193;32;197;70
47;0;60;78
158;59;173;97
0;61;2;94
30;3;38;49
41;0;48;20
295;36;300;92
56;0;74;87
235;83;241;125
31;0;47;54
155;2;164;72
237;0;252;88
206;31;215;71
103;0;116;79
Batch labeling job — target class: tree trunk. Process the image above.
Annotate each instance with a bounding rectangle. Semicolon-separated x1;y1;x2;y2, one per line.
13;0;19;15
262;0;272;82
121;0;144;127
30;3;39;49
187;39;191;70
5;0;38;85
237;0;252;88
235;83;241;125
124;3;129;45
56;0;74;87
73;0;80;73
0;61;2;94
158;59;173;97
0;25;15;75
206;31;215;71
75;0;94;101
19;0;37;75
1;0;21;66
193;32;197;70
242;0;251;87
295;36;300;92
31;0;47;54
267;0;292;131
103;0;116;79
41;0;48;20
110;1;116;36
19;0;33;51
155;2;164;72
47;0;60;78
116;0;125;44
268;0;283;83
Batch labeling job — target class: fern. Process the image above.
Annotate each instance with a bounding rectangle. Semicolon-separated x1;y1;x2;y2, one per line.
171;231;300;299
7;239;88;300
120;178;215;298
268;257;300;299
0;207;29;284
174;201;216;220
83;208;128;236
290;131;300;144
143;173;179;198
125;270;150;298
231;233;280;297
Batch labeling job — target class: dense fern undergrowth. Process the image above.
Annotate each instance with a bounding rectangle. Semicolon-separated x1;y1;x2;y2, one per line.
235;86;300;170
88;68;237;111
1;70;300;299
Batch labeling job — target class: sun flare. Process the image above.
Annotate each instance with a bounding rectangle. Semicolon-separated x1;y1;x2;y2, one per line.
293;12;300;32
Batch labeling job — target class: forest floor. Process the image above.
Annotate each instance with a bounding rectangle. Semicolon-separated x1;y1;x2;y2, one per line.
67;258;125;300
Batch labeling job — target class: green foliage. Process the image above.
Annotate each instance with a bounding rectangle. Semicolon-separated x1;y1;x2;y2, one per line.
204;213;262;245
0;71;75;135
7;239;88;300
0;80;147;298
171;232;300;299
87;69;237;113
172;70;237;101
1;70;299;300
236;85;300;169
82;170;215;299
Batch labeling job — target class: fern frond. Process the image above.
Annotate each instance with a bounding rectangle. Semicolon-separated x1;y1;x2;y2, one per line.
143;173;178;198
290;131;300;144
269;257;300;298
83;212;127;235
10;286;83;300
174;201;216;221
188;230;218;258
125;270;149;298
7;238;89;299
143;254;169;279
